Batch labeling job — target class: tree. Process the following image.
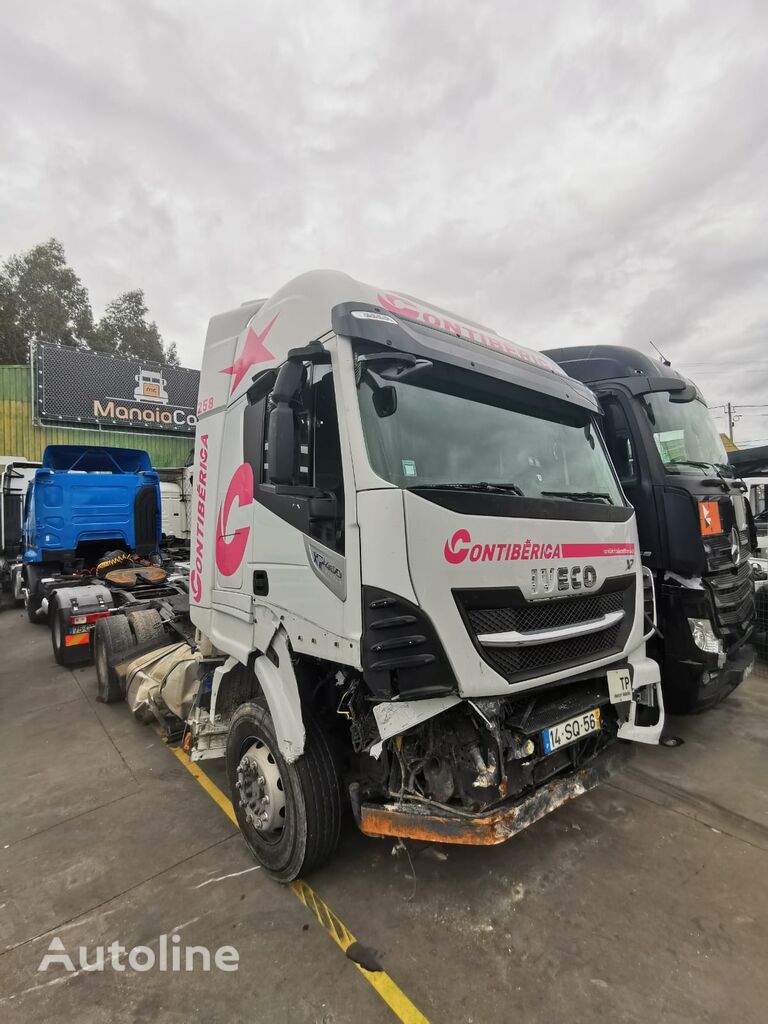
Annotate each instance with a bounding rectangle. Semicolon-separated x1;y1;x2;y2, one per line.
0;239;179;366
93;289;166;363
0;238;94;363
164;340;180;367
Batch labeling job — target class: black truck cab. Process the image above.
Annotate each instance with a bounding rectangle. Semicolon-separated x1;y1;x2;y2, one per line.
544;345;755;713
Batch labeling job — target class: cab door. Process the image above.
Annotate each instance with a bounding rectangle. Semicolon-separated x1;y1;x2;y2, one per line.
244;361;348;645
598;390;662;568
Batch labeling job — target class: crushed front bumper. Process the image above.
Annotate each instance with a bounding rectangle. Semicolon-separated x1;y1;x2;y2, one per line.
357;746;629;846
616;654;665;744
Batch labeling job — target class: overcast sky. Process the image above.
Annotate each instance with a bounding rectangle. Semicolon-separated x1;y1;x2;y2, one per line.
2;0;768;443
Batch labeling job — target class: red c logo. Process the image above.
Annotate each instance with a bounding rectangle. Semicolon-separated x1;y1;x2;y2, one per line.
444;528;471;564
377;292;420;320
215;463;254;576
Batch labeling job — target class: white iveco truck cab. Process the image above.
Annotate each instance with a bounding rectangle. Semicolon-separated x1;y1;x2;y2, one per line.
185;271;663;880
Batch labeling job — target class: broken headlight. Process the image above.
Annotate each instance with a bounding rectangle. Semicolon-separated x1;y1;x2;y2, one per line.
688;617;723;655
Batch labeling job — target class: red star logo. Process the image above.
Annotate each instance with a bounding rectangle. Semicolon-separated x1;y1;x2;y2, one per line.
221;314;278;394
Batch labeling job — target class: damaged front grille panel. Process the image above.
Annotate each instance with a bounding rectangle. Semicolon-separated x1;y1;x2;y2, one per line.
500;677;612;734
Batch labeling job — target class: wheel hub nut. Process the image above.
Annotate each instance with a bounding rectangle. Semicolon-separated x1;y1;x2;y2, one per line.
235;741;286;836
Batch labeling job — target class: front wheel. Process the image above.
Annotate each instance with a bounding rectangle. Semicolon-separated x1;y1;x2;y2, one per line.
226;702;343;882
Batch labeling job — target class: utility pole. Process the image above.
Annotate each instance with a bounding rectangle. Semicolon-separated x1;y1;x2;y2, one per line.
727;402;735;442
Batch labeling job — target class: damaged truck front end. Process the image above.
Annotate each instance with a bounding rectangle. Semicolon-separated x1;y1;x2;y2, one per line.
137;270;668;881
329;301;665;848
348;667;658;844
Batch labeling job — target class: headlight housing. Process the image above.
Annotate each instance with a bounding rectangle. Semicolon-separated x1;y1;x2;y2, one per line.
688;618;723;655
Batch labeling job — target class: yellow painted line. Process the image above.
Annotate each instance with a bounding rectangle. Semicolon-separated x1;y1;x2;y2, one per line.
169;742;430;1024
169;745;238;825
290;879;430;1024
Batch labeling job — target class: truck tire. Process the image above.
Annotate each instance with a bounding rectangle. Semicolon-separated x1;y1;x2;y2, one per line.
50;597;90;667
226;701;343;882
126;609;166;647
94;615;135;703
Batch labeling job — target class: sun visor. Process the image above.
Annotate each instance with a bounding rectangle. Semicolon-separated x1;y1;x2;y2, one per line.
332;303;599;415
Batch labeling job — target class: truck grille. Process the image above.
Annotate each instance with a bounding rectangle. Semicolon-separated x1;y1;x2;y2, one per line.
697;495;754;637
455;578;635;685
467;589;625;636
705;531;750;573
707;559;754;633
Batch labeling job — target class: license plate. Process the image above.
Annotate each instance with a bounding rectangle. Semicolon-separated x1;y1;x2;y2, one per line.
542;707;600;754
607;667;632;704
64;632;90;647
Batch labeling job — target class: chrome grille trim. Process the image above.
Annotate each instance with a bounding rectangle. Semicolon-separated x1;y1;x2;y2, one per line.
477;609;625;648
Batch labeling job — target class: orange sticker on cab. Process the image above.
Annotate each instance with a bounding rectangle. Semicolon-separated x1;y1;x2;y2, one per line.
699;500;722;536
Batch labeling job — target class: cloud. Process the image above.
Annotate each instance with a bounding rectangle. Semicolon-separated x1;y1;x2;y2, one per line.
1;0;767;440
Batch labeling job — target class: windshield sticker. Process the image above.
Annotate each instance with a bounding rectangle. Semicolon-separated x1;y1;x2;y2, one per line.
402;460;417;477
653;429;686;464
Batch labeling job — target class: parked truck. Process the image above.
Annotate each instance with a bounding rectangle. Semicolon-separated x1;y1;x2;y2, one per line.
1;455;41;603
21;445;188;666
543;346;755;713
94;271;665;881
156;464;193;550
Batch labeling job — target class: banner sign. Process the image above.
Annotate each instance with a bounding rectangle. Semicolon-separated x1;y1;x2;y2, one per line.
35;343;200;435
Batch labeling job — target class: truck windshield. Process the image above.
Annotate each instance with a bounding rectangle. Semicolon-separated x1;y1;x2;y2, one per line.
356;352;623;503
643;392;728;472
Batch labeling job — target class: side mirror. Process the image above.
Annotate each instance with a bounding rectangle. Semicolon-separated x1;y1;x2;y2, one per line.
267;404;296;484
267;360;308;484
372;385;397;418
668;384;697;404
247;368;278;405
356;351;432;382
272;360;306;403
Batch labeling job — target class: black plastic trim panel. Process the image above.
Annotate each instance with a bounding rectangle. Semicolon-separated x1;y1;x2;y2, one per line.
361;586;458;700
409;488;634;522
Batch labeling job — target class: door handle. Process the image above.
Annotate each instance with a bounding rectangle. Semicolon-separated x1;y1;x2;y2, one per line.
253;570;269;596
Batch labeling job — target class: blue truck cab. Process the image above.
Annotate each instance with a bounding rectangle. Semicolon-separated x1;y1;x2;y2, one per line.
23;446;161;620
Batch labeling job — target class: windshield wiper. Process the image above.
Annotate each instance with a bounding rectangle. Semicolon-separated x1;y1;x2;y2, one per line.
416;481;525;496
541;490;614;505
666;459;735;488
667;459;713;471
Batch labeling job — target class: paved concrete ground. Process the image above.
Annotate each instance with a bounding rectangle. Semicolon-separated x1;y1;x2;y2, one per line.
0;600;766;1024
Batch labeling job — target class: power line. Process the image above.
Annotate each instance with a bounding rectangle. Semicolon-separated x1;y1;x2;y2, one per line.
678;368;768;374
